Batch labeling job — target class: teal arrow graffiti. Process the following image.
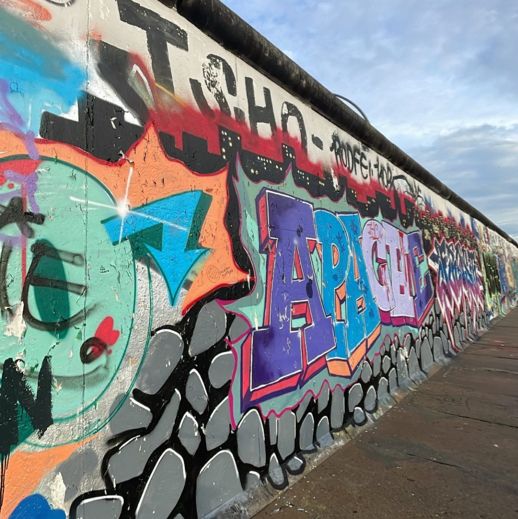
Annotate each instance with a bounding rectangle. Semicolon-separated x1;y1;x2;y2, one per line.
103;191;211;306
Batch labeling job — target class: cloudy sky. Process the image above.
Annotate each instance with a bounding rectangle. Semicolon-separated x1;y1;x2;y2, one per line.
223;0;518;240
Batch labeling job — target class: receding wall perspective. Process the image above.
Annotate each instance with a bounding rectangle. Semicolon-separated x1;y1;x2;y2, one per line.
0;1;517;517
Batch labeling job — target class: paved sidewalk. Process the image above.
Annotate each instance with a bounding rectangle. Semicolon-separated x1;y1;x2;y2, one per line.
255;308;518;519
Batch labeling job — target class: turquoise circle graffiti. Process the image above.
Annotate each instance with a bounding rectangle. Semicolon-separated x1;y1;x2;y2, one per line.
0;157;136;436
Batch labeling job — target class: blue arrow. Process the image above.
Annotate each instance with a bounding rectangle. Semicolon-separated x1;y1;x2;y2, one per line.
103;191;210;306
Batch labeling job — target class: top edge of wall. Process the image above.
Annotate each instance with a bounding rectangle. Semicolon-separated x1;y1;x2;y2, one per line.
169;0;518;248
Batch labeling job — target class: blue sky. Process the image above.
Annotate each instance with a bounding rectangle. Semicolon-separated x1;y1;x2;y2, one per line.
223;0;518;240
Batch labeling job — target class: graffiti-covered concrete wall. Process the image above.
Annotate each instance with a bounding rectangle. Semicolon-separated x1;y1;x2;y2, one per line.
1;1;517;517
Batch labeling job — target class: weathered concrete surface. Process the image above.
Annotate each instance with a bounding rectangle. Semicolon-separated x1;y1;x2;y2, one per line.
255;308;518;518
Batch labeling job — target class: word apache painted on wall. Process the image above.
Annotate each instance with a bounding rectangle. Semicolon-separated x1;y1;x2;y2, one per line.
242;189;434;407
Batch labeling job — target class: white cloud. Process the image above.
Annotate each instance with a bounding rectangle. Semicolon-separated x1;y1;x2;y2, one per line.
407;124;518;239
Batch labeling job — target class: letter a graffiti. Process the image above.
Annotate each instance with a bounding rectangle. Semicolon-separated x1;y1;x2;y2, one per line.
250;190;335;396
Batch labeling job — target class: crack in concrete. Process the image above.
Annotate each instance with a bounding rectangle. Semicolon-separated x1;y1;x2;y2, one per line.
405;452;466;472
481;367;518;376
424;407;518;430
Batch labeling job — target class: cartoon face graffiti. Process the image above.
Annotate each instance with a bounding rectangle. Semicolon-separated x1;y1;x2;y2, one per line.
0;156;136;446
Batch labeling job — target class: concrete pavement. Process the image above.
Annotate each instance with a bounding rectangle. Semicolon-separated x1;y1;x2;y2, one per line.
254;307;518;518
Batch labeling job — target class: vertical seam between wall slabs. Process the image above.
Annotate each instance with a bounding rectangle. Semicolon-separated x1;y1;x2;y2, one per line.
82;0;91;460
